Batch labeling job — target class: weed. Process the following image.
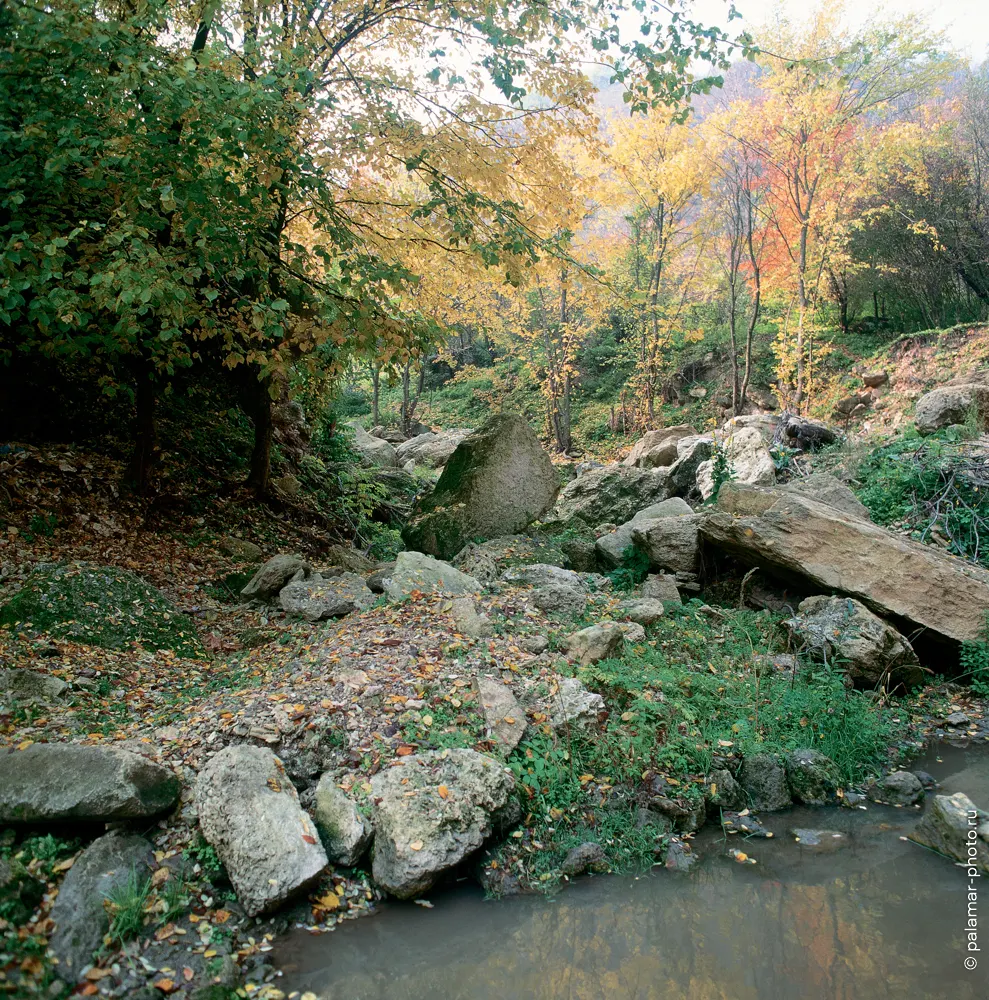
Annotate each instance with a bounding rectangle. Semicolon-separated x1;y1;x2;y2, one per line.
103;869;152;947
606;545;651;591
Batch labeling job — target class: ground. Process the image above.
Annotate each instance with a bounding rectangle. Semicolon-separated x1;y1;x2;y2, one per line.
2;422;989;999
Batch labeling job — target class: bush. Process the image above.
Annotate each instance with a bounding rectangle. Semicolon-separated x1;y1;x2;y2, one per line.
854;429;989;567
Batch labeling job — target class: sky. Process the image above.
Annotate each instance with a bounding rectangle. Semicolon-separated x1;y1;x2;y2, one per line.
692;0;989;63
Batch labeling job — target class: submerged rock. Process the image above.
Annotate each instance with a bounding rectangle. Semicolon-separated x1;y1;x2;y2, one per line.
369;749;517;899
0;744;179;823
196;745;328;916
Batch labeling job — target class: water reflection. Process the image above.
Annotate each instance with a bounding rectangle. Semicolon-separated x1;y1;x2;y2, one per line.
276;744;989;999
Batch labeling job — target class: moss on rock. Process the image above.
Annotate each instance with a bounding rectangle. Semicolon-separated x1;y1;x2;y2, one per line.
0;562;203;656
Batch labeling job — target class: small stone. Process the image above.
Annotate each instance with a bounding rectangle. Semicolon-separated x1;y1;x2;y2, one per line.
473;675;527;752
519;634;549;655
639;574;681;606
450;597;492;638
531;585;587;617
218;536;262;561
618;621;646;643
877;770;924;806
721;811;772;838
562;623;624;666
560;842;606;877
945;711;970;727
620;598;665;625
664;836;697;872
790;828;848;851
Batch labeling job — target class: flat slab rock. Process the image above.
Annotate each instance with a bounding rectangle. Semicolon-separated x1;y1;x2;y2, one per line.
369;748;517;899
0;744;179;823
279;573;375;620
195;745;328;916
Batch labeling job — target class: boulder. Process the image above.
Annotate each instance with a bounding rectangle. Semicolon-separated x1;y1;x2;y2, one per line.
782;415;837;450
521;675;605;726
875;770;924;806
563;623;625;666
640;574;682;606
473;675;527;752
0;561;201;656
910;792;989;872
700;493;989;652
561;842;607;876
915;383;989;434
0;668;67;706
502;563;585;590
49;832;153;977
313;775;372;867
619;621;647;643
785;749;842;806
620;598;666;625
395;429;473;469
371;426;408;443
520;634;549;655
279;573;375;621
0;744;179;823
272;473;301;496
348;422;398;468
739;754;792;812
624;426;698;468
595;497;693;569
666;436;715;498
383;551;480;601
697;427;776;500
631;514;702;575
366;561;396;594
403;414;559;559
322;545;377;575
746;386;779;411
862;372;889;388
707;769;746;812
218;536;262;561
789;595;924;689
722;414;780;444
450;597;492;638
369;749;517;898
547;466;671;527
531;585;587;617
452;535;569;582
241;554;312;601
195;745;328;916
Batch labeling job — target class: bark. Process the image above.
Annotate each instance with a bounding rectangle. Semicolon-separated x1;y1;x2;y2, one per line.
126;359;156;493
245;371;273;494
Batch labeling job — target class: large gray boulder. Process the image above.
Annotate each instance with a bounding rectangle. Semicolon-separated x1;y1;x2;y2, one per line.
911;792;989;872
700;492;989;650
348;422;398;468
369;749;517;898
547;466;671;527
595;498;692;569
395;429;473;468
241;554;312;601
624;426;698;468
279;573;375;621
631;514;702;575
502;563;585;590
915;384;989;434
402;414;559;559
789;595;924;689
0;744;179;823
195;745;328;916
49;832;153;978
383;551;480;601
786;749;842;806
782;473;871;520
313;775;372;867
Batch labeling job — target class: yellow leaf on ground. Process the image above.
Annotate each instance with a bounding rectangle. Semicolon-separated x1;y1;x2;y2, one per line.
437;785;449;799
410;840;424;851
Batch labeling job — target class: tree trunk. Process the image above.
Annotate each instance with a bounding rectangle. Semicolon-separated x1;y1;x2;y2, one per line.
246;372;273;494
126;360;156;493
371;365;380;426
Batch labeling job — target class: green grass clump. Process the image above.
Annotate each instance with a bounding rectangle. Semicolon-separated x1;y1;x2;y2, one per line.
500;603;905;889
103;869;152;947
854;429;989;567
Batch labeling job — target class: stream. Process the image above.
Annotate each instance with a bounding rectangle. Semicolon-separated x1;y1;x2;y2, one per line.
275;742;989;999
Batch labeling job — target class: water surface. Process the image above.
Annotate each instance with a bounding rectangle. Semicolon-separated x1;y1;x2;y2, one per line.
276;742;989;999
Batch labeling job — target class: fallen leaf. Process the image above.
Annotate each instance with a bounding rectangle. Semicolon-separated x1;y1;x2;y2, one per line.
410;840;424;851
182;967;195;982
153;978;177;993
302;833;317;844
85;968;112;981
437;785;449;799
397;746;414;756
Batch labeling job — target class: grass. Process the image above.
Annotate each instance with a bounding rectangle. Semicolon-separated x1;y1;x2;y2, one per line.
491;602;908;891
103;869;152;948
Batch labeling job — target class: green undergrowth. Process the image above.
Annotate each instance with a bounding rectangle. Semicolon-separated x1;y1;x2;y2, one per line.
498;603;906;891
853;428;989;568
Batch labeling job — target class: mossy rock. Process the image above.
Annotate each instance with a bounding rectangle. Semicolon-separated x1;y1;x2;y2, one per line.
0;562;203;657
